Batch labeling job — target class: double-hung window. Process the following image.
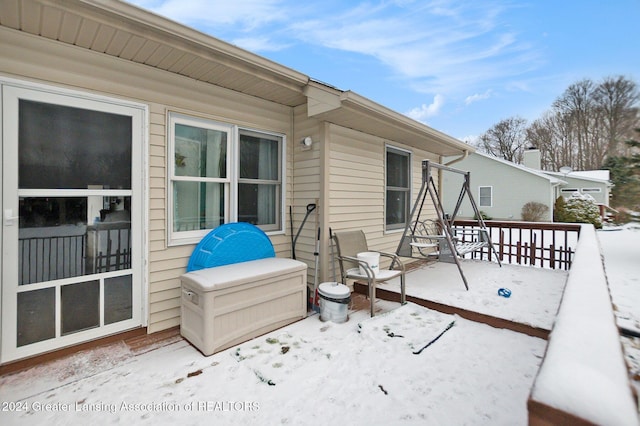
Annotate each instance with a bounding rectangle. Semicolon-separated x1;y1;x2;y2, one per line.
479;186;493;207
238;129;282;232
385;146;411;231
168;113;283;245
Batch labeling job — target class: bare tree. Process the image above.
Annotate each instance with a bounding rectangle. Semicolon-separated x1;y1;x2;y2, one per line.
483;75;640;175
592;75;640;157
477;116;528;163
552;79;595;170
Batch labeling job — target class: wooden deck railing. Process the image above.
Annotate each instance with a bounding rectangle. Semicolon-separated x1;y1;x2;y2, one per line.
453;220;582;270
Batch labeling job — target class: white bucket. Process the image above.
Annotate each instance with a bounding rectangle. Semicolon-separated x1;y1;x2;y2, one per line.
357;251;380;276
318;282;351;323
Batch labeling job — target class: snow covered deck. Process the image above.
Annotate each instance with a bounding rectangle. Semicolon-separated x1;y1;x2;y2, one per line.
371;259;567;338
1;225;638;425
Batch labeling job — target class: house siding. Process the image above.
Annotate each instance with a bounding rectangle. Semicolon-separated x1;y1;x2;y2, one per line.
0;29;296;334
442;154;554;221
291;104;323;287
555;176;609;205
327;124;439;270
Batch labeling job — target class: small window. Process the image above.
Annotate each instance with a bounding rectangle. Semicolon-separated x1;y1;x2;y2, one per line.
561;188;579;193
385;146;411;231
581;188;601;193
479;186;492;207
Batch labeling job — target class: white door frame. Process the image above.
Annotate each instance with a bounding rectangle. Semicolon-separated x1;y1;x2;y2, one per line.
1;78;148;363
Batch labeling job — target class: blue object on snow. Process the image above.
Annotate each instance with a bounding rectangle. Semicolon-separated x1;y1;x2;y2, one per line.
498;288;512;298
186;222;275;272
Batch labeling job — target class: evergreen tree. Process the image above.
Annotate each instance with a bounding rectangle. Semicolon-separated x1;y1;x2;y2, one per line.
602;128;640;209
554;196;568;222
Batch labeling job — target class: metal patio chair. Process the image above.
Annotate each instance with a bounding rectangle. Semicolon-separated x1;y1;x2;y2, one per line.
333;230;406;317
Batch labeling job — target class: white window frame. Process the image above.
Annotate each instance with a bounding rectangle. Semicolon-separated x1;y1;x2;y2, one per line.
385;145;412;232
581;188;601;193
167;112;285;246
237;128;284;233
560;188;579;196
478;186;493;207
1;79;148;362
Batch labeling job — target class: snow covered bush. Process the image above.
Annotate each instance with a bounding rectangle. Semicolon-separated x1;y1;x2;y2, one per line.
558;193;603;229
521;201;549;222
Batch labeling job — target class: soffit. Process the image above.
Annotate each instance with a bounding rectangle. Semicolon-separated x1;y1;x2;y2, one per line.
0;0;309;107
306;85;472;157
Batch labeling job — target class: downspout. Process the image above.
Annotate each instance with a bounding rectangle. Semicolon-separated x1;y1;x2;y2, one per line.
444;149;469;167
439;149;470;205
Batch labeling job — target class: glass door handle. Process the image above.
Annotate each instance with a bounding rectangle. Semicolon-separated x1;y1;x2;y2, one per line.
4;209;19;225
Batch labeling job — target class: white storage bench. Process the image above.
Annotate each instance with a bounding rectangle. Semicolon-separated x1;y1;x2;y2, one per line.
180;257;307;356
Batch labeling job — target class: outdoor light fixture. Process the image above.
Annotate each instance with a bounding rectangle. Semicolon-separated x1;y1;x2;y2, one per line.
301;136;313;150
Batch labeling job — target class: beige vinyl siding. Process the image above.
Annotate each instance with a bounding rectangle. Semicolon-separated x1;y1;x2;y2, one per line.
327;124;440;268
330;124;384;234
291;104;322;287
1;30;296;333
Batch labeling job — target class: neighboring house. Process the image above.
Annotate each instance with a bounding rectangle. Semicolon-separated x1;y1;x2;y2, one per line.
442;149;612;221
543;170;612;206
0;0;471;365
442;151;563;221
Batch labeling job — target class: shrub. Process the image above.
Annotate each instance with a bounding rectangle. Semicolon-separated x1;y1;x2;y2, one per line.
559;193;603;229
473;211;492;220
521;202;549;222
554;196;568;222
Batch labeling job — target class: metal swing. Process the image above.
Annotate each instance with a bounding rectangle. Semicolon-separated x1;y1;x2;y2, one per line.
395;160;501;290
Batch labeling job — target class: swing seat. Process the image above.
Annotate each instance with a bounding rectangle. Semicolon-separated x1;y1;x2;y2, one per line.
454;241;489;255
409;219;444;255
450;228;490;256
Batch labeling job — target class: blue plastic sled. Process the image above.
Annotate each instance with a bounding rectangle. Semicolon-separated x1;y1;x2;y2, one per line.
186;222;275;272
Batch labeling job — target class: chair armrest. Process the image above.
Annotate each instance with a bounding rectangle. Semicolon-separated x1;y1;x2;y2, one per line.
337;255;376;279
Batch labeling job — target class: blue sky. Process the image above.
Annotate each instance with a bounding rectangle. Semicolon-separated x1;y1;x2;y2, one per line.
128;0;640;143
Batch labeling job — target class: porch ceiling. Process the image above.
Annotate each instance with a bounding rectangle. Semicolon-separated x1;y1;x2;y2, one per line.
0;0;309;107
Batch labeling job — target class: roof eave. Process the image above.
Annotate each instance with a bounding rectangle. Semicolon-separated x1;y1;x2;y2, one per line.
79;0;309;87
305;83;472;156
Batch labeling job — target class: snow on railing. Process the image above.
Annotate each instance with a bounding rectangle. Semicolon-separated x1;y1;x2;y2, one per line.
527;224;638;425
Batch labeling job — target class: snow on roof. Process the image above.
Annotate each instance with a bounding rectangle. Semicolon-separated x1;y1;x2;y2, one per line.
472;152;566;185
544;170;611;184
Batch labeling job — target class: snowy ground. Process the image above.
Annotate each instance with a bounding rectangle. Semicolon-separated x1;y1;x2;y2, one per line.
599;224;640;334
598;224;640;401
1;226;638;425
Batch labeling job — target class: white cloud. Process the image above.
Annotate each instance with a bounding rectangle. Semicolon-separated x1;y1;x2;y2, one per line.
231;37;289;52
405;94;445;121
465;90;493;105
128;0;542;98
460;134;481;145
129;0;287;30
288;1;540;96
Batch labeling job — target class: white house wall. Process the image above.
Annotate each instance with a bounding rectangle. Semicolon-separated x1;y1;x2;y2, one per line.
442;154;554;221
556;175;610;205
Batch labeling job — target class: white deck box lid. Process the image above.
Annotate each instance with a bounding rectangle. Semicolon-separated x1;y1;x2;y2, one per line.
181;257;307;292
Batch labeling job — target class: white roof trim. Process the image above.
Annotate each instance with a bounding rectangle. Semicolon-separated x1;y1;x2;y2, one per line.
473;152;565;185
